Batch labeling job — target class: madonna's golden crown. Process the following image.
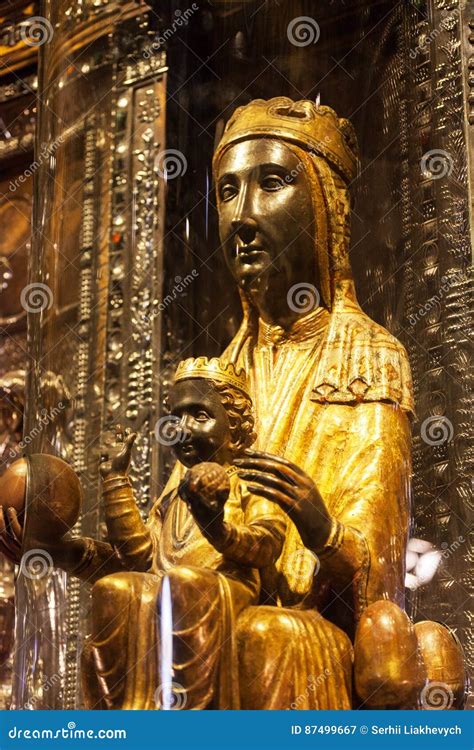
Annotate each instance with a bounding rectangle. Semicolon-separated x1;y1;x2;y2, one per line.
213;97;359;184
173;357;250;397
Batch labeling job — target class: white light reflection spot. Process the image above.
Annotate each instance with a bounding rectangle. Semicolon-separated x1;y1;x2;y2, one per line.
405;537;442;590
160;575;173;711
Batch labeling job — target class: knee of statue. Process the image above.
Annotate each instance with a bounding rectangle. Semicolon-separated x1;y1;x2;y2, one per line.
24;454;82;542
415;621;468;709
354;600;426;707
236;606;294;661
92;572;132;601
166;566;214;614
91;572;143;629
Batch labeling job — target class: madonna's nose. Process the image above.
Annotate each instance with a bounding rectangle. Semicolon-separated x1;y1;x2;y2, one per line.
231;218;258;245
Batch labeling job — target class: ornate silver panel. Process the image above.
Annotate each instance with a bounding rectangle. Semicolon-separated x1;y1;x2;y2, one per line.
13;1;167;709
13;0;473;708
401;0;473;685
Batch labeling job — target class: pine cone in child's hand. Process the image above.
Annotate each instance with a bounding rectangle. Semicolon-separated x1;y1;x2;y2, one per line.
179;462;230;523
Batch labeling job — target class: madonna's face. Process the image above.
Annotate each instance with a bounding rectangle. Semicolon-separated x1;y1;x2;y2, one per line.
216;138;317;297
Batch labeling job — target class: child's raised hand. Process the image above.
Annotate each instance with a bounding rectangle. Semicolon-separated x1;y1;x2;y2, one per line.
100;425;137;479
178;462;230;528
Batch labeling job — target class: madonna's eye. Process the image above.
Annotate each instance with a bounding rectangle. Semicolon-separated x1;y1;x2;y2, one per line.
261;175;287;192
219;183;238;202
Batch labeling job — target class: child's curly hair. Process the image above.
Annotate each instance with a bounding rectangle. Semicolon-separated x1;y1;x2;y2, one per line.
208;379;256;455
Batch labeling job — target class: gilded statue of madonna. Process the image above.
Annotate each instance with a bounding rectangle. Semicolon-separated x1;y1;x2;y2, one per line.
0;97;466;711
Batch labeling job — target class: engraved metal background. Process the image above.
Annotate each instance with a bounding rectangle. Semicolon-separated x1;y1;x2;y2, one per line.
0;0;40;707
14;0;168;709
13;0;473;708
401;0;473;691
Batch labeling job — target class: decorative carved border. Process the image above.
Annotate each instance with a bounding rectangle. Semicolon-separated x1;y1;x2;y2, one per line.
104;49;167;519
403;0;473;678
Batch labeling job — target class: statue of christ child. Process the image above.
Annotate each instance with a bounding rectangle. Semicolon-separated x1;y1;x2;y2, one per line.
81;356;287;709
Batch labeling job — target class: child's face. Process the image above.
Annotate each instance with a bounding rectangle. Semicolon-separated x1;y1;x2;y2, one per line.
168;379;232;468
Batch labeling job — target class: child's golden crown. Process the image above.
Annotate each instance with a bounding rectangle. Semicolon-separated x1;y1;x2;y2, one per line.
173;357;250;397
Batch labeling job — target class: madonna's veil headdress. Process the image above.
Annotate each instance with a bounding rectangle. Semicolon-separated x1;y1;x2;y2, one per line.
213;98;413;415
